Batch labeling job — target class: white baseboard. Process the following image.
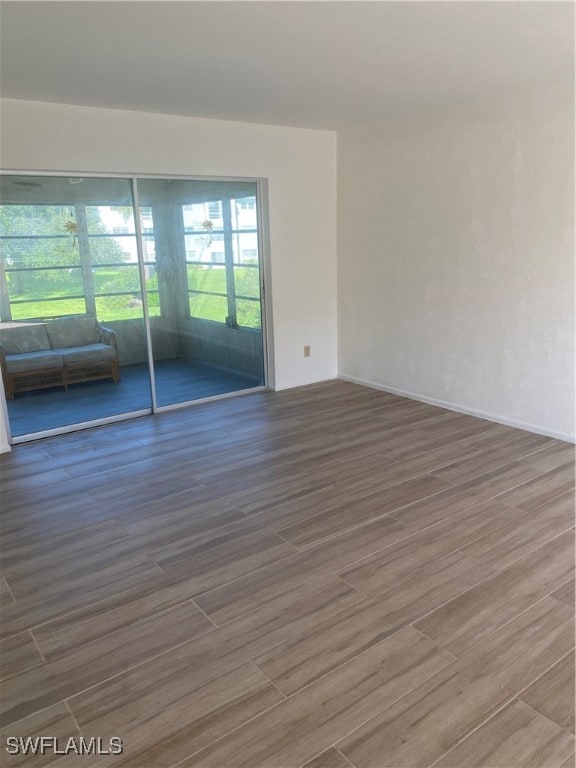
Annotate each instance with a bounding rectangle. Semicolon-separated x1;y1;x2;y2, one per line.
338;374;576;444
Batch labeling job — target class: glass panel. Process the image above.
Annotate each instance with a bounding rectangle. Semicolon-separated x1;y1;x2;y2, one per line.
234;265;260;298
0;205;83;322
188;263;227;296
137;177;265;407
11;297;87;321
232;231;259;265
142;233;156;263
94;264;141;292
235;298;261;329
189;292;228;323
234;265;261;329
0;175;152;437
182;202;224;234
230;195;257;229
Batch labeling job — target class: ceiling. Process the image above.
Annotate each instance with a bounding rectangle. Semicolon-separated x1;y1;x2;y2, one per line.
0;1;573;130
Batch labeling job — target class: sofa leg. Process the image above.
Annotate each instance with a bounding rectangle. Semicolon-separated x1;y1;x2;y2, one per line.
112;361;120;383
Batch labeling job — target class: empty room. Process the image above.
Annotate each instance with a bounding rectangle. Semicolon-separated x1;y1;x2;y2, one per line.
0;2;574;767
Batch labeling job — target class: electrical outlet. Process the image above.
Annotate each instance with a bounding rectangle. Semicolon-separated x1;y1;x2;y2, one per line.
304;345;311;358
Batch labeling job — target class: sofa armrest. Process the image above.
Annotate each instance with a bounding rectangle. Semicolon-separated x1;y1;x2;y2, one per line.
96;322;118;353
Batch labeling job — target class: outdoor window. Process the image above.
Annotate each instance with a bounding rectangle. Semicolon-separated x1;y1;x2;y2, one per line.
207;201;222;221
0;197;163;322
108;204;159;319
86;205;143;321
1;204;92;321
183;195;261;328
0;180;261;329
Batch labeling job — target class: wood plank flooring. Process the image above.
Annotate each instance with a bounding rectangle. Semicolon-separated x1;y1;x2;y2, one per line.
0;380;574;768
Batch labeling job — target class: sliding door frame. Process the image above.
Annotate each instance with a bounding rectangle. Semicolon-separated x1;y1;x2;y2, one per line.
1;170;272;443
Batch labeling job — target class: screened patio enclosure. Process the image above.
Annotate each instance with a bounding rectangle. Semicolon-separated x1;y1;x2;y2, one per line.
0;174;267;439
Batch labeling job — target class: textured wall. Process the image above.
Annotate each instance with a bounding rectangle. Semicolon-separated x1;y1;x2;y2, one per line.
338;92;575;439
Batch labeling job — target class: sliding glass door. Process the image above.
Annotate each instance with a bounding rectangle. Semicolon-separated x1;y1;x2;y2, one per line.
0;174;266;440
0;176;152;437
137;178;265;408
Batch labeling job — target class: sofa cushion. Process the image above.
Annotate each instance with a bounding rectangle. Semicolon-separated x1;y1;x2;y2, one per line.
46;317;99;349
56;344;116;365
6;351;64;373
0;324;51;354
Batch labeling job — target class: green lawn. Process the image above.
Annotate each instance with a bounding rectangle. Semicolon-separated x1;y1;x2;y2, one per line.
187;265;261;327
7;265;261;328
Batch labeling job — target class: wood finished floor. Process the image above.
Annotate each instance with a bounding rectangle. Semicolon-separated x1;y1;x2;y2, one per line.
0;380;574;768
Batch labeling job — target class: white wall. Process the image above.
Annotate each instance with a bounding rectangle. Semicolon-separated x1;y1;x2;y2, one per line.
0;98;338;398
338;91;575;440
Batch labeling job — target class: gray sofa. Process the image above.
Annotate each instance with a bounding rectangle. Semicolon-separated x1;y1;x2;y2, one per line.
0;316;120;399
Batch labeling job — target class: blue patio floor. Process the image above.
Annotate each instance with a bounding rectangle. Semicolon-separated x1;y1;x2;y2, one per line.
7;360;261;437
